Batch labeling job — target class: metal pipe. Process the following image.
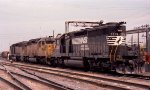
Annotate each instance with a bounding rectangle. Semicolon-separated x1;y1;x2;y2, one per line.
127;28;150;34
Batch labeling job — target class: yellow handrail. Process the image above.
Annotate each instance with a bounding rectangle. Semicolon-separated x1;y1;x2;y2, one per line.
114;45;119;61
109;46;113;63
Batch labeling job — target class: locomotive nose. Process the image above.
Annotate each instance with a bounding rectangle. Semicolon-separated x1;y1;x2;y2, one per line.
107;36;125;46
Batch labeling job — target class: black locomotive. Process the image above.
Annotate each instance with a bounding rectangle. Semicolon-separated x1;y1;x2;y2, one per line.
51;21;144;74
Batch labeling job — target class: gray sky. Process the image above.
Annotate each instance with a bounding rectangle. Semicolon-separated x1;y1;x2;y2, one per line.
0;0;150;51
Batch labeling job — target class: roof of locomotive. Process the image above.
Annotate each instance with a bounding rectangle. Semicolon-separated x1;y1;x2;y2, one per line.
28;38;41;44
38;36;55;42
10;36;55;47
66;21;126;35
11;41;28;47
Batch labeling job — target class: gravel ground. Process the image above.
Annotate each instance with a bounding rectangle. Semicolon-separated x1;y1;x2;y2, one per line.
0;78;16;90
25;69;110;90
17;62;149;87
13;74;53;90
0;59;150;90
1;59;150;76
3;65;108;90
2;65;56;90
0;60;112;90
0;70;20;90
26;68;150;90
4;65;108;90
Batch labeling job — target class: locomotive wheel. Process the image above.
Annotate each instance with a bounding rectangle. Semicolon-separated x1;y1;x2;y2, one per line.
116;63;126;74
16;56;20;62
23;57;25;62
83;60;90;71
57;58;65;67
138;65;145;73
26;57;29;63
50;58;57;67
24;57;26;62
36;58;40;64
99;61;111;72
135;61;145;74
116;62;135;74
46;58;51;65
99;61;104;71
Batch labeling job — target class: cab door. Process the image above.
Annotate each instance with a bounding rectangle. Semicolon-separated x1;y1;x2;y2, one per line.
60;36;66;53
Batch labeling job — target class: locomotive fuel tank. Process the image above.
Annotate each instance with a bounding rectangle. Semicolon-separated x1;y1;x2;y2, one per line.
64;60;85;68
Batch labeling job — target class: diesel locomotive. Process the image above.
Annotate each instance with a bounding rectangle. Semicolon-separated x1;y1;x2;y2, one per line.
10;37;55;63
9;21;147;74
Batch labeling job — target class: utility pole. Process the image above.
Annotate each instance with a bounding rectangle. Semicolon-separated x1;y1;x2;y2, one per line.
146;28;149;52
53;30;55;38
137;29;140;58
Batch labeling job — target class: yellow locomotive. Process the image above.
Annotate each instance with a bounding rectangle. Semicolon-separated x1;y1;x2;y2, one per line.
9;36;55;63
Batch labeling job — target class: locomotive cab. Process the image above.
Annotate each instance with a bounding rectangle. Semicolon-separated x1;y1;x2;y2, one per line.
36;36;55;63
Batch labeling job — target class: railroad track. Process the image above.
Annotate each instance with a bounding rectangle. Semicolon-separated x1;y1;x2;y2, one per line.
123;74;150;80
1;62;150;90
0;64;73;90
4;61;150;80
0;77;23;90
103;70;150;80
1;60;150;80
0;64;32;90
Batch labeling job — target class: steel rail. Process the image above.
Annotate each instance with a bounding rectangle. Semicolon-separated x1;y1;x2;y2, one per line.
20;65;150;90
11;64;133;90
0;77;23;90
11;72;73;90
1;64;32;90
1;62;150;90
8;61;150;80
1;63;74;90
1;62;130;90
18;68;74;90
21;68;130;90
